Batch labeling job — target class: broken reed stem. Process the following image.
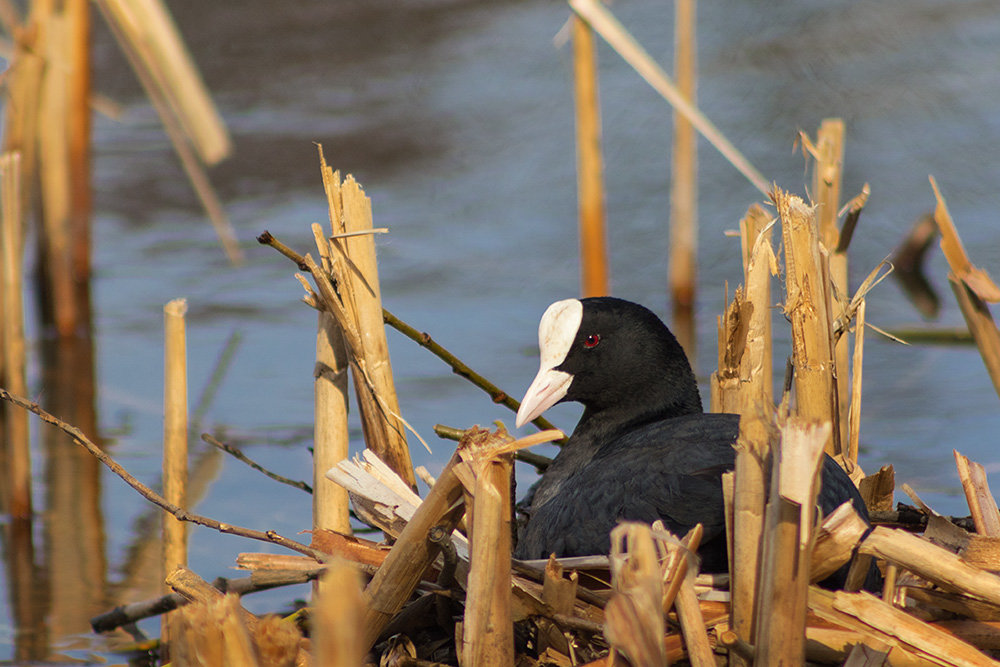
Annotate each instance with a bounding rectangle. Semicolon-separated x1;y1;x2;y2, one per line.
954;450;1000;537
313;310;352;541
568;0;769;195
846;300;866;467
776;189;839;457
361;450;466;651
1;152;31;519
668;0;697;361
163;298;190;645
172;593;258;667
93;0;241;264
312;561;366;667
0;388;328;561
949;276;1000;402
754;419;829;666
572;14;609;298
316;149;416;488
810;120;850;453
462;452;515;666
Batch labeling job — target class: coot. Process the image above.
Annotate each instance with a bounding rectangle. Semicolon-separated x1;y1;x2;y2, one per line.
513;296;872;582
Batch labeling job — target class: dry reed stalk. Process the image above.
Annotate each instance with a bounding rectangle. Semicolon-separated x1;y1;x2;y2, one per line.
859;527;1000;608
162;298;189;646
754;418;830;665
459;437;515;666
67;0;92;292
776;188;839;457
712;287;750;413
858;465;894;514
604;524;667;667
312;561;366;667
172;594;259;667
669;0;697;358
811;501;869;583
94;0;230;165
2;4;45;218
846;300;867;467
929;177;1000;399
1;153;30;519
673;536;715;667
360;449;465;651
808;120;850;452
738;203;776;403
572;15;609;298
93;0;241;264
316;149;416;489
568;0;769;195
38;9;80;336
808;587;997;667
954;451;1000;537
313;309;351;543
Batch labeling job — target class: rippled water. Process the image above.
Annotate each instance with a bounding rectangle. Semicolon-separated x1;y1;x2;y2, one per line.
4;0;1000;661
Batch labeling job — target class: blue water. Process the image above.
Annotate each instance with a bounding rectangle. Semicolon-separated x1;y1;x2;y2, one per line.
4;0;1000;661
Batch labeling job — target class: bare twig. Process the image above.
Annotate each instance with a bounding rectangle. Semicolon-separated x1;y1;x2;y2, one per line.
0;388;327;561
201;433;312;494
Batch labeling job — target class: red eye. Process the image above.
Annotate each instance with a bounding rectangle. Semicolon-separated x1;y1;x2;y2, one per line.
583;334;600;348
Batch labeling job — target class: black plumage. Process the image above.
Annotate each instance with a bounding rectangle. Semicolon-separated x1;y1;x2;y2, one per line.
513;296;874;588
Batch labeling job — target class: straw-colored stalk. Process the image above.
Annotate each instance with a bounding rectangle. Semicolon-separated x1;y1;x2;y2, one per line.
2;12;44;216
93;0;241;264
673;534;715;666
67;0;92;290
810;119;849;452
172;593;258;667
572;15;609;298
317;150;416;489
604;524;667;667
859;527;1000;608
712;286;752;414
312;561;366;667
568;0;769;195
810;501;869;583
808;587;996;667
461;452;514;666
776;189;839;457
1;152;30;519
954;451;1000;537
39;8;79;336
162;298;189;645
361;450;466;651
930;177;1000;400
754;418;829;665
668;0;697;358
312;302;351;539
846;300;866;467
738;203;775;403
94;0;230;165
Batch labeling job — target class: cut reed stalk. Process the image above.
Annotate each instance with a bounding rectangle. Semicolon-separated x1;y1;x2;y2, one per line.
930;177;1000;399
460;443;515;666
312;561;366;667
317;148;416;488
604;524;667;667
953;451;1000;537
172;594;258;667
572;15;609;298
754;418;829;665
776;189;839;457
93;0;241;264
67;0;92;295
313;310;351;542
94;0;230;165
846;300;866;467
38;9;79;337
810;120;849;452
668;0;697;358
162;298;189;646
0;152;30;519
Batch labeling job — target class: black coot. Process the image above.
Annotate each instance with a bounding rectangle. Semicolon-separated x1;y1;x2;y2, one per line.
513;297;873;584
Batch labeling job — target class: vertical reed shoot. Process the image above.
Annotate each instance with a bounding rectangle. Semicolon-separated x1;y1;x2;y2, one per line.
573;15;610;298
669;0;697;360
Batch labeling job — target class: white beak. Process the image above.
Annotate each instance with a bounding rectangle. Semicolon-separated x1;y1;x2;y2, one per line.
515;367;572;428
